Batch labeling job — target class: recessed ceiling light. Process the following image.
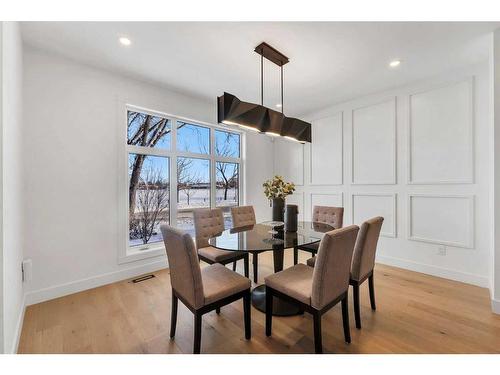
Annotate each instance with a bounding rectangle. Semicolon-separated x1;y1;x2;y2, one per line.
276;103;282;108
119;37;132;46
389;60;401;68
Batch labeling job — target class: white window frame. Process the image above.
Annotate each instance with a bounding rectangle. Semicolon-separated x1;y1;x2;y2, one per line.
118;104;244;264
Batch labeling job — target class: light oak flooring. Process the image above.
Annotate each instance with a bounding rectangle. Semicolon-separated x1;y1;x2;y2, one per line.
18;251;500;354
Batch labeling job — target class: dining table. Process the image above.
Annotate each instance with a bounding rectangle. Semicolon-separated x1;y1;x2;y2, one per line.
208;221;334;316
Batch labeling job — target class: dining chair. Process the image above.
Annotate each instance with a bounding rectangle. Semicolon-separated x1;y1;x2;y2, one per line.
293;205;344;264
161;224;251;354
231;205;261;283
193;208;249;279
265;225;359;354
307;216;384;329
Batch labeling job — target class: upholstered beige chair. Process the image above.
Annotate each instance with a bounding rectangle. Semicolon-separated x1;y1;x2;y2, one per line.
265;225;359;354
161;224;251;354
193;208;249;279
307;216;384;329
231;206;261;283
294;206;344;264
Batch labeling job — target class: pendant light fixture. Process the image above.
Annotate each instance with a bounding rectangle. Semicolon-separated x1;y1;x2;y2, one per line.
217;42;312;143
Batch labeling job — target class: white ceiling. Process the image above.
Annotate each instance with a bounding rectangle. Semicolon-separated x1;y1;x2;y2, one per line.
21;22;499;116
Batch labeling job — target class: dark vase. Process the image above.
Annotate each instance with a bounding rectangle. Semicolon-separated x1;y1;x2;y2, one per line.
271;198;285;222
285;204;299;232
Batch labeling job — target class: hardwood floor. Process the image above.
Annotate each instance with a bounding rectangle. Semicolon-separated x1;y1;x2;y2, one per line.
18;251;500;354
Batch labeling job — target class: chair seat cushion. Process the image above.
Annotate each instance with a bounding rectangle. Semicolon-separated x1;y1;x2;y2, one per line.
297;242;319;253
264;263;313;305
306;257;316;267
198;246;242;263
201;264;251;305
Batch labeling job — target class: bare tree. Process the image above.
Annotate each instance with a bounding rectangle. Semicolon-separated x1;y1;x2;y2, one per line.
130;166;169;244
177;157;202;206
215;132;239;201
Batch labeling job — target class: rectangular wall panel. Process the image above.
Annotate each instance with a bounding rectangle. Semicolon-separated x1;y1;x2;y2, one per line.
310;113;343;185
408;194;474;248
311;193;343;209
274;138;304;185
352;98;396;184
408;79;473;184
351;193;397;237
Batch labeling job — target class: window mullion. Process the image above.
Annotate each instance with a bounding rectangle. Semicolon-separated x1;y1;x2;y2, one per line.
210;128;216;209
170;119;178;227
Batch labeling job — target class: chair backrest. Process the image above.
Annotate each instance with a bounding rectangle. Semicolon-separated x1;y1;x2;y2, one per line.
311;225;359;309
312;206;344;229
350;216;384;281
231;206;256;228
193;208;225;249
160;224;204;309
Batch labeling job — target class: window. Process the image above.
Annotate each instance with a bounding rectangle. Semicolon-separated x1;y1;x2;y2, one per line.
128;111;171;149
177;157;210;235
122;106;242;261
215;129;240;158
128;154;169;247
177;122;210;154
216;162;239;228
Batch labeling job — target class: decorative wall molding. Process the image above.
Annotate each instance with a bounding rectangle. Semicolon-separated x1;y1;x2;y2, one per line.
407;77;474;184
408;194;474;248
310;112;343;185
351;97;397;185
274;139;305;186
310;192;344;207
287;191;305;222
351;193;397;238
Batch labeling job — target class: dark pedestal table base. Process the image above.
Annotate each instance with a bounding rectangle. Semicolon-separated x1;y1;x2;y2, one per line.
251;285;303;316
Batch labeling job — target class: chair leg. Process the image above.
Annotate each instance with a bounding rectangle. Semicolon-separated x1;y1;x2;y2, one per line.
369;274;376;310
193;312;202;354
243;291;251;340
265;287;273;336
293;247;298;265
353;284;361;329
253;253;258;283
170;291;178;338
341;294;351;343
216;307;221;314
232;261;237;271
243;254;249;278
313;311;323;354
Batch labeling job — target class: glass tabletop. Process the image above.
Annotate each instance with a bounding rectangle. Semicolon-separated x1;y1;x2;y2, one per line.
208;221;334;253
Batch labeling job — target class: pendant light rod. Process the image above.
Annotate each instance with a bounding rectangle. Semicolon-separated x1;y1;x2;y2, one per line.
280;65;284;114
261;53;264;106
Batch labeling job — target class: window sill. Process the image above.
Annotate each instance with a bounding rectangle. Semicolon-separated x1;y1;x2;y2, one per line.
118;245;166;265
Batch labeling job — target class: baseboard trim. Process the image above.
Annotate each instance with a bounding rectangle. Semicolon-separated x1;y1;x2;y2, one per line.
10;294;26;354
376;255;489;288
25;260;167;306
492;298;500;315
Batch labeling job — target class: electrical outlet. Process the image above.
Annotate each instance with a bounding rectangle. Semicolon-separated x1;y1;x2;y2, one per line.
437;246;447;256
22;259;32;282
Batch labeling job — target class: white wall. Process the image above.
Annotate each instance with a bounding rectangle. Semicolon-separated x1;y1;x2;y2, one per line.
22;46;273;305
491;30;500;314
275;62;492;289
245;132;274;221
1;22;25;353
0;20;4;355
